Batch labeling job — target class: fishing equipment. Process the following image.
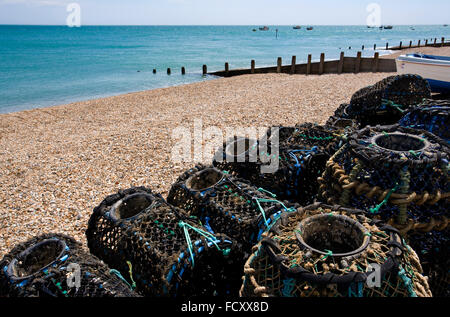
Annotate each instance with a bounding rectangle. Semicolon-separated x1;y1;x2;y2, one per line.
167;165;298;250
399;99;450;143
406;229;449;297
240;203;432;297
342;75;431;127
213;123;344;204
86;186;243;297
0;233;138;297
318;125;449;232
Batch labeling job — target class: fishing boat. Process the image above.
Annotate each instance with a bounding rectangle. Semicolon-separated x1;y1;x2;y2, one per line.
293;25;301;30
396;54;450;93
384;25;393;29
306;27;313;31
259;26;269;31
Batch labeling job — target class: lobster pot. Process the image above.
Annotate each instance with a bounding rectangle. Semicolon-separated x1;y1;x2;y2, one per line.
399;99;450;142
344;75;431;127
86;186;243;297
167;165;297;250
0;234;138;297
407;229;449;297
213;123;344;204
318;125;449;232
240;203;432;297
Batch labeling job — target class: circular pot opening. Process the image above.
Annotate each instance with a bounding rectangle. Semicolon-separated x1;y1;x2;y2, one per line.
372;133;428;153
7;239;66;281
110;193;154;221
186;168;224;192
225;138;258;158
296;214;370;257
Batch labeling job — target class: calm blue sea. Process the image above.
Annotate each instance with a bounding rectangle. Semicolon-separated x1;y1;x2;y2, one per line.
0;25;449;113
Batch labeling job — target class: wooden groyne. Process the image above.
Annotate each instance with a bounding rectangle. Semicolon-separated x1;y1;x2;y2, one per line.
210;52;395;77
208;37;449;78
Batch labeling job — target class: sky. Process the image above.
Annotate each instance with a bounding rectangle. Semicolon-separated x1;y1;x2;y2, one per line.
0;0;449;25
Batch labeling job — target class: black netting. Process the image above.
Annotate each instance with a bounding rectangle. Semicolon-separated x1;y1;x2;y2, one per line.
167;165;298;251
407;229;449;297
241;203;432;297
318;124;449;230
399;99;450;143
334;75;431;127
213;123;344;204
86;186;243;297
0;233;139;297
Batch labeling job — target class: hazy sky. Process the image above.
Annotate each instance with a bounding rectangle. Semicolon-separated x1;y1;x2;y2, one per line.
0;0;449;25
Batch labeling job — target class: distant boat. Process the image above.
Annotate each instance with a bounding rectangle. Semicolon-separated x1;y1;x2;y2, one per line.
252;29;257;32
384;25;393;29
293;25;301;30
259;26;269;31
306;27;313;31
396;54;450;93
444;24;448;27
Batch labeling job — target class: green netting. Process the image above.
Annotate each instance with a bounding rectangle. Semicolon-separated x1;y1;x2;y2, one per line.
0;233;139;297
86;186;244;297
240;203;432;297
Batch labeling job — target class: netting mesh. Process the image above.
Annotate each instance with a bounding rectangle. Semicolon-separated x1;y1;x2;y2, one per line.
406;229;449;297
334;75;431;127
399;99;450;143
318;125;449;229
213;123;345;205
0;233;138;297
167;165;298;250
86;186;244;297
240;203;432;297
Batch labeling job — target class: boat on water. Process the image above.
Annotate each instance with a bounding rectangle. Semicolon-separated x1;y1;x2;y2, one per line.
306;27;313;31
293;25;301;30
384;25;393;29
259;26;269;31
396;54;450;93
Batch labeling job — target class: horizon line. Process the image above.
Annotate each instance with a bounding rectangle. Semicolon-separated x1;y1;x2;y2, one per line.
1;23;448;27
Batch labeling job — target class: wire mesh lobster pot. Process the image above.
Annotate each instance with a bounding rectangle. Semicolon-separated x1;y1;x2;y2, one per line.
399;99;450;143
86;186;243;297
0;233;138;297
167;165;297;250
343;75;431;127
318;124;449;231
407;229;449;297
213;123;344;205
240;203;432;297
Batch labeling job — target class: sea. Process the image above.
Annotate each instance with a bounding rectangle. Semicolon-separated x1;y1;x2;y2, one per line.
0;25;449;113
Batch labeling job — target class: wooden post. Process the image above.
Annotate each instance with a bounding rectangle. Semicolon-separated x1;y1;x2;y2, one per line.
434;38;437;45
399;41;402;49
442;37;445;46
225;62;229;75
167;68;171;75
202;65;207;75
362;45;364;50
418;40;421;47
386;43;389;50
372;52;379;72
355;51;361;74
153;69;156;74
409;40;412;48
181;67;185;75
374;44;376;50
425;39;428;46
290;56;296;74
277;57;282;73
319;53;325;75
306;54;312;75
338;52;344;74
251;60;255;74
